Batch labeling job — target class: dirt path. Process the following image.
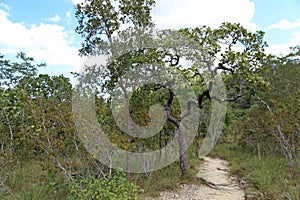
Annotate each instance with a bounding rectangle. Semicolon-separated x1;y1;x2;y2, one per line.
146;157;245;200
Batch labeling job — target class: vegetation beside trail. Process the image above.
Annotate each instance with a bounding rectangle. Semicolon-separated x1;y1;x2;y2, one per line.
210;143;300;200
1;0;299;199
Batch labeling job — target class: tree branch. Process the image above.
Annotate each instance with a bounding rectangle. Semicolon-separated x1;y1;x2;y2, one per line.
256;95;272;112
198;89;210;108
210;82;243;103
165;87;180;126
179;99;199;120
215;63;234;74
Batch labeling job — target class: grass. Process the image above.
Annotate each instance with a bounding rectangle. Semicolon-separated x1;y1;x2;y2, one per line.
209;142;300;200
2;143;299;200
134;146;202;199
0;146;202;200
0;159;68;200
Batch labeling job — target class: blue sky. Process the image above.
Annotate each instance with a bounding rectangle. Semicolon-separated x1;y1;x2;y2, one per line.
0;0;300;80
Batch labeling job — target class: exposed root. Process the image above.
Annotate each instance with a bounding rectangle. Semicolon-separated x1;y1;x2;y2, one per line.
197;177;233;193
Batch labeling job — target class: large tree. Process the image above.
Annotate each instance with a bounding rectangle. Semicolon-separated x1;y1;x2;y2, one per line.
74;0;272;175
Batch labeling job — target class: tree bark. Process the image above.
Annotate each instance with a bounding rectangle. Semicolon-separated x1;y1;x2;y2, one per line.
178;123;189;172
126;150;131;181
3;109;13;159
196;116;202;158
276;125;294;161
164;87;200;174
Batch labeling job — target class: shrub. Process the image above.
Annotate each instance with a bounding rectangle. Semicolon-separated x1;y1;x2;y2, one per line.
67;171;138;200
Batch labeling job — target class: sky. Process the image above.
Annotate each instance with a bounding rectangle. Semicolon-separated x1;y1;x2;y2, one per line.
0;0;300;81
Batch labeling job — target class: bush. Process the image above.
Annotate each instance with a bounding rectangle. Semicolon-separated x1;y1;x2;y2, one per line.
67;171;138;200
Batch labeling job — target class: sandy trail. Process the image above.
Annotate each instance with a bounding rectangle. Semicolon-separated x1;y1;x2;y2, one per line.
146;157;245;200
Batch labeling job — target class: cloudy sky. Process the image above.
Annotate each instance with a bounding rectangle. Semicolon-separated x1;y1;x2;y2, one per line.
0;0;300;79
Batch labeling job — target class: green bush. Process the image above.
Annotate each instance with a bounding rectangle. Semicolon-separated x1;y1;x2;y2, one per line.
67;171;138;200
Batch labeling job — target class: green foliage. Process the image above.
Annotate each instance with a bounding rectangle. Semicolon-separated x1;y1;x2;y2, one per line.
0;53;84;184
75;0;155;55
0;53;44;161
223;107;248;136
0;52;44;88
119;0;155;28
231;62;300;160
181;22;273;97
67;171;138;200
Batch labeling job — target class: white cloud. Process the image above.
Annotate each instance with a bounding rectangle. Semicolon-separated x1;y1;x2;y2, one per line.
72;0;85;5
267;19;300;30
153;0;257;31
266;32;300;56
0;12;85;73
0;8;8;17
0;2;10;10
49;14;61;23
0;3;10;17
